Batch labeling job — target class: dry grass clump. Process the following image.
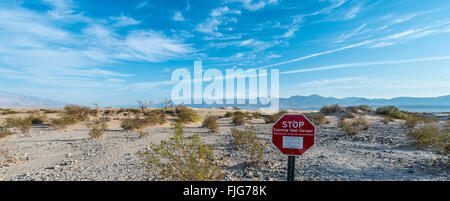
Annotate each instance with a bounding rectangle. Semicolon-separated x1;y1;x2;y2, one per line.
40;109;59;114
138;119;223;181
0;126;13;139
407;124;449;155
87;120;108;139
5;117;32;134
304;113;327;126
231;127;265;167
202;115;219;133
176;106;201;124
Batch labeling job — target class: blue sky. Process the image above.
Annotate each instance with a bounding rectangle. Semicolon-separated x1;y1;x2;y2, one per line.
1;0;450;106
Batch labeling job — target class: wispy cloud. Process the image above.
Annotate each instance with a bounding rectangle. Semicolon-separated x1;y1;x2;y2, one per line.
109;14;141;27
136;0;148;10
280;56;450;75
196;6;241;37
228;0;278;11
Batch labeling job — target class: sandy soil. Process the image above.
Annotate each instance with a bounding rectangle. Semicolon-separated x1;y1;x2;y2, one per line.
0;108;448;181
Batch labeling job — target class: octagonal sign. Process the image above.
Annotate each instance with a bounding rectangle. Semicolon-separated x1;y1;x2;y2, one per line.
272;114;316;156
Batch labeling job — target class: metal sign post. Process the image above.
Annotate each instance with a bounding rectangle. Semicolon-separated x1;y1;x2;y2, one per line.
287;156;295;181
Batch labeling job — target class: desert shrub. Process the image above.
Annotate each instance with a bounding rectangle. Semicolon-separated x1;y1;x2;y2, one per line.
138;120;223;181
339;120;360;136
128;108;141;116
63;105;90;122
144;109;167;126
0;126;13;139
5;117;32;134
416;114;439;124
349;105;374;113
407;124;449;155
202;115;219;133
26;115;46;125
230;127;265;166
103;110;112;116
375;106;411;120
224;112;233;118
233;113;247;126
304;113;326;126
121;118;147;132
352;118;370;130
176;106;201;124
49;116;78;130
320;104;344;114
403;115;420;128
1;109;21;115
338;116;346;128
262;110;288;123
86;120;108;139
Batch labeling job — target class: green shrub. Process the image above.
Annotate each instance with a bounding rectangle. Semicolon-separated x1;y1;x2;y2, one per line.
40;109;59;114
403;115;420;128
202;115;219;133
49;115;78;130
86;120;108;139
262;110;288;123
252;112;261;119
224;112;233;118
304;113;326;126
375;106;411;120
320;104;344;114
1;109;21;115
138;120;223;181
407;124;449;155
5;117;32;134
26;115;46;125
176;106;201;124
230;127;265;166
121;118;147;132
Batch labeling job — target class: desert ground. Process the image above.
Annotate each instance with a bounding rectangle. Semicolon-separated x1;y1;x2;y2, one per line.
0;106;448;181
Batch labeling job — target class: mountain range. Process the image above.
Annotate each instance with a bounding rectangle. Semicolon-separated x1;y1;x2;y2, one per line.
1;90;449;112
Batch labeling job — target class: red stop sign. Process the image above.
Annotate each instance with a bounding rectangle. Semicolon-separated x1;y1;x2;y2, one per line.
272;114;316;156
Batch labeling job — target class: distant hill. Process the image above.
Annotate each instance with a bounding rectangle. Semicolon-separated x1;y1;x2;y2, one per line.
0;91;66;108
147;94;450;112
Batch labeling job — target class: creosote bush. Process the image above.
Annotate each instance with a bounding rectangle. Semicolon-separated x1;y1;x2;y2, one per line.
352;118;370;130
232;113;247;126
231;127;265;166
407;124;449;155
87;120;108;139
382;116;393;124
202;115;219;133
144;109;167;126
138;119;223;181
176;106;201;124
63;105;90;122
